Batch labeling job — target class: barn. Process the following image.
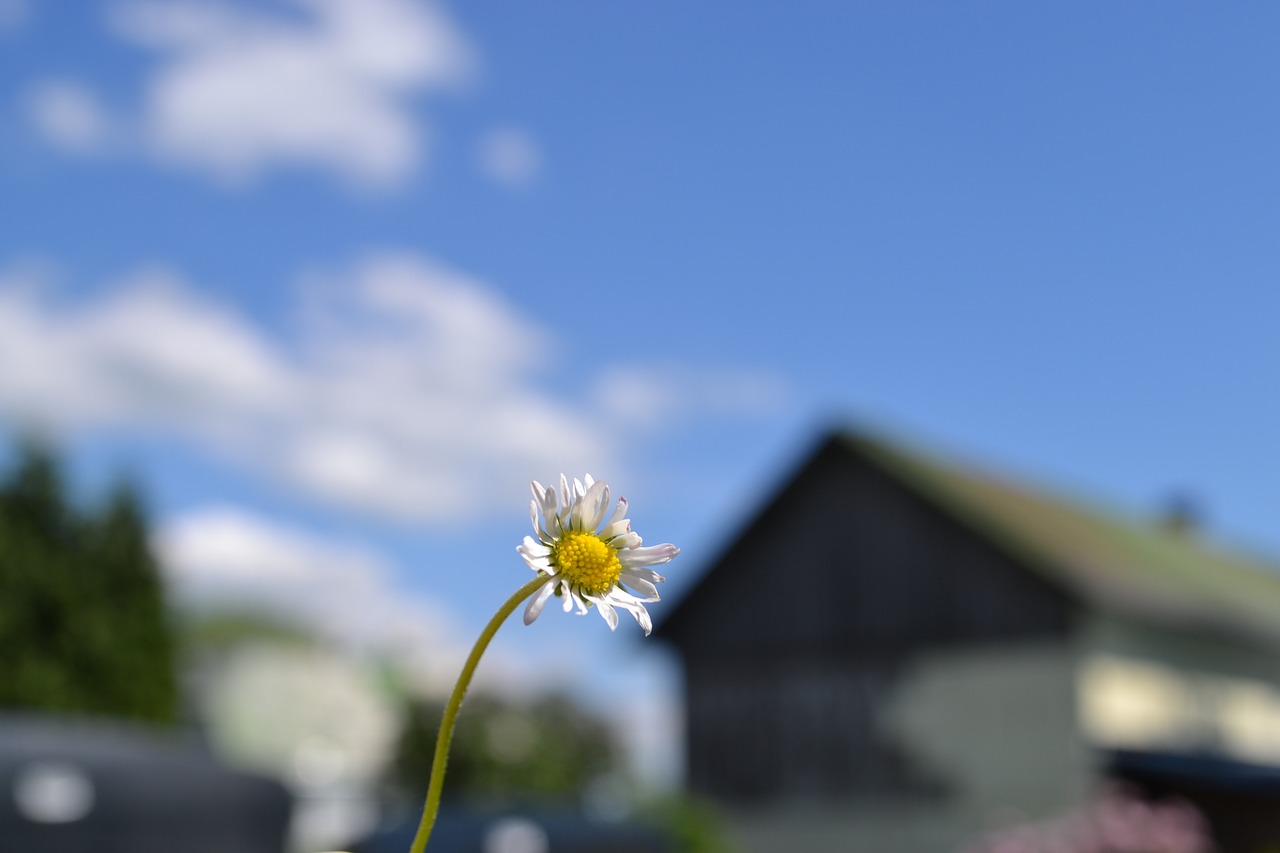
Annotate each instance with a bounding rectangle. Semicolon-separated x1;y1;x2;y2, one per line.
655;429;1280;852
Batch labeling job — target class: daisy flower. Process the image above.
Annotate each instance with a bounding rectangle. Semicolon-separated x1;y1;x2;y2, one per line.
517;475;678;635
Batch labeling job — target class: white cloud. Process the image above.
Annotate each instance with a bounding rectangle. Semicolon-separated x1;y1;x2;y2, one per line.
282;254;613;519
0;268;292;433
477;127;541;188
25;81;121;155
157;505;419;639
155;505;573;698
38;0;476;187
0;256;613;521
592;364;789;429
0;0;27;33
0;255;784;522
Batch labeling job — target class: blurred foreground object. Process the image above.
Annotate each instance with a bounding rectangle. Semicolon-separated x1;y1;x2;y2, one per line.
960;784;1213;853
0;713;290;853
347;807;670;853
186;633;403;853
0;440;177;722
655;427;1280;852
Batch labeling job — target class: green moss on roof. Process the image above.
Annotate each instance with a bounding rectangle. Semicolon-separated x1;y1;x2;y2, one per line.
841;431;1280;648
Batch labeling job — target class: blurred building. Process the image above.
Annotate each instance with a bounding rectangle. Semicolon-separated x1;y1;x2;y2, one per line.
656;429;1280;853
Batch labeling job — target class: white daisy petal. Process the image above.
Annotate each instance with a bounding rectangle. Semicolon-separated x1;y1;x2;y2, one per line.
591;596;619;631
518;553;553;571
607;595;653;635
530;500;548;541
558;475;573;530
601;520;630;541
621;566;665;586
570;482;589;531
581;479;609;532
618;544;680;568
519;537;551;558
620;575;661;602
517;552;551;572
606;497;628;528
635;607;653;635
523;579;557;625
608;530;642;550
541;488;561;539
517;536;551;564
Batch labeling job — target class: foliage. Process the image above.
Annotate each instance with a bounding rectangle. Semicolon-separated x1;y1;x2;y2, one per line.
177;608;317;655
389;692;618;806
638;793;739;853
0;439;178;723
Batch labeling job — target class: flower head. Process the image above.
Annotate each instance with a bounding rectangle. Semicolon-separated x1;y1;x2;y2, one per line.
517;475;678;635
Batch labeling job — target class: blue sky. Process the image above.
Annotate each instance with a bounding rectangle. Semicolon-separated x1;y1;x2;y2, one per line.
3;0;1280;785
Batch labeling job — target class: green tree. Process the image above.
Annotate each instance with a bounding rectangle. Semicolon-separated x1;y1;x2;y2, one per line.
0;440;178;723
390;692;618;806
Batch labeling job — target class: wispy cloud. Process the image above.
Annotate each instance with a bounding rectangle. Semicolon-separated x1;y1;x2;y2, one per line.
25;81;122;155
0;0;28;34
477;127;542;189
0;255;784;523
154;506;553;697
0;256;601;521
28;0;474;189
0;267;291;430
157;505;446;647
592;364;789;430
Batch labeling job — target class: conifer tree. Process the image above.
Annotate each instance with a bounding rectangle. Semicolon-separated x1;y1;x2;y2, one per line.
0;440;178;723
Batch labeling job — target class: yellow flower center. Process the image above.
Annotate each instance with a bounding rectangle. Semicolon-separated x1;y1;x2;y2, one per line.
552;532;622;596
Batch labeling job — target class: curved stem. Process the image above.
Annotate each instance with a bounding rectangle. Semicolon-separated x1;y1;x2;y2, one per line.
408;575;548;853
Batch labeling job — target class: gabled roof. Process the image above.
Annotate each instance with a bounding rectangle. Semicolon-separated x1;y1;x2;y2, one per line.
658;428;1280;649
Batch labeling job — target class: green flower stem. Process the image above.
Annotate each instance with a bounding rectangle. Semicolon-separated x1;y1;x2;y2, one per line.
408;575;549;853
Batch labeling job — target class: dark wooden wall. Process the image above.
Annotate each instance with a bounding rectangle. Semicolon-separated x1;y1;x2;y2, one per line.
662;437;1077;804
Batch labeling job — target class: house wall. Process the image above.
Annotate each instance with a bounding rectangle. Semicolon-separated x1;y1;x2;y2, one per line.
724;800;969;853
673;445;1073;664
717;641;1092;853
1078;613;1280;765
683;658;944;803
677;445;1078;806
884;640;1092;816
